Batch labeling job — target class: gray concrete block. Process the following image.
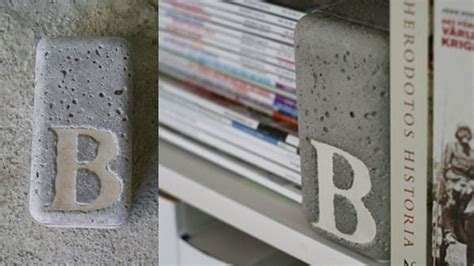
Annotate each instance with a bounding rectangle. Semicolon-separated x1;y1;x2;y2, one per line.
317;0;389;30
295;12;389;261
30;37;132;228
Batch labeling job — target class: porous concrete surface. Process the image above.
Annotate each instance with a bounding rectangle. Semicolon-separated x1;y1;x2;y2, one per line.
0;0;158;264
31;38;133;228
295;12;389;261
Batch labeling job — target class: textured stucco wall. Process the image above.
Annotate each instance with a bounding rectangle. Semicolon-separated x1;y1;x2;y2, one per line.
0;0;158;264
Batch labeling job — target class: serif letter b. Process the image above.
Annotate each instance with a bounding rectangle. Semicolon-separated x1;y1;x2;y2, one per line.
310;139;376;244
46;128;122;212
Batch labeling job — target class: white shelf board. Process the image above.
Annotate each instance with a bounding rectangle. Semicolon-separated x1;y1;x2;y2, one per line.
159;139;383;265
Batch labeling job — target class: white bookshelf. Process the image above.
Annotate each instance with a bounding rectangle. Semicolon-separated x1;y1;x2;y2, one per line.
159;138;384;265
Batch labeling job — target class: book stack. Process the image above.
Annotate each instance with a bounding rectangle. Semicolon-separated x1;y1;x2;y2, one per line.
158;0;309;202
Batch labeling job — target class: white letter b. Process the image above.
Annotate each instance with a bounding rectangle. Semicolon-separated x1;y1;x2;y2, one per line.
310;139;376;244
45;128;122;212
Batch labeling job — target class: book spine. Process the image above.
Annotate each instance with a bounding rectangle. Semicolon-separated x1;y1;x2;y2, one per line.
158;8;294;55
160;93;301;172
390;0;429;264
159;126;303;202
228;0;306;21
159;30;296;80
159;48;297;99
159;1;294;45
432;1;474;265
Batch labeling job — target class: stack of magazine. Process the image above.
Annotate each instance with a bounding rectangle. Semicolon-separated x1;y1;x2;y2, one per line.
158;0;307;202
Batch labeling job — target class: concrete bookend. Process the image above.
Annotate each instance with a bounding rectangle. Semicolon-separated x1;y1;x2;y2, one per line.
295;12;389;261
30;37;132;228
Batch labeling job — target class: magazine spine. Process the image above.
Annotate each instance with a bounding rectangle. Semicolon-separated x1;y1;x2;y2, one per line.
160;93;301;172
158;50;298;112
205;1;297;29
228;0;306;21
159;105;302;185
160;78;260;129
166;0;295;39
158;43;296;93
159;76;298;146
159;30;296;80
159;1;294;45
160;90;299;154
159;126;303;202
158;8;294;55
159;48;297;99
160;65;277;115
159;19;295;70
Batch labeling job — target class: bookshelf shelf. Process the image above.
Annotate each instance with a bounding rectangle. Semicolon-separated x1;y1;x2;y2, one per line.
159;139;382;265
